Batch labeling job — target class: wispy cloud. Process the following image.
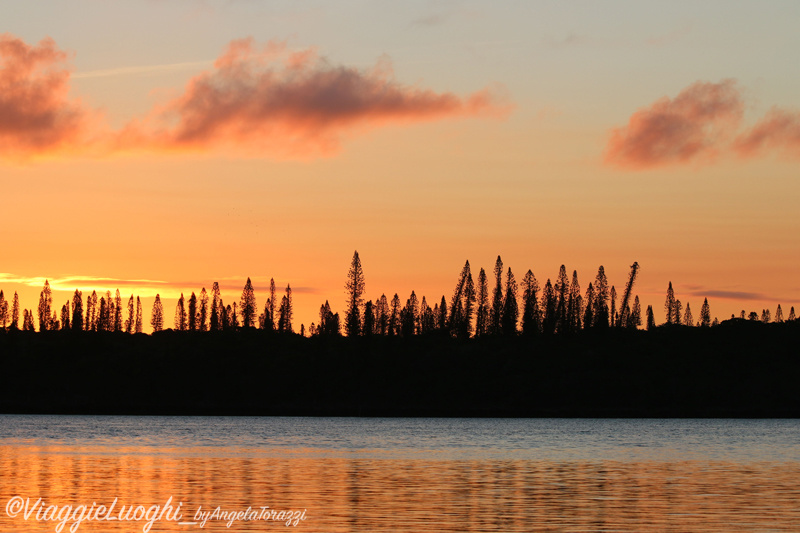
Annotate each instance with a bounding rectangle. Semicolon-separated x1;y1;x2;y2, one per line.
685;287;774;302
72;60;212;79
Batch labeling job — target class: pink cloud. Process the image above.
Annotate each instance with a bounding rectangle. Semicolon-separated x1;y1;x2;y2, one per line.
0;34;99;159
734;108;800;159
604;80;743;169
122;38;511;158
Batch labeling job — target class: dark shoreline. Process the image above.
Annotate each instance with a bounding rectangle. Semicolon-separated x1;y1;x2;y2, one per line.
1;320;798;418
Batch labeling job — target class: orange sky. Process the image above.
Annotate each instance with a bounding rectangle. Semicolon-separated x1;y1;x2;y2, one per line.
1;2;799;331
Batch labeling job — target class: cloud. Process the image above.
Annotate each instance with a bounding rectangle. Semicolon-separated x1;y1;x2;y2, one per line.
121;38;511;158
0;33;100;159
604;80;743;169
734;108;800;159
686;288;771;301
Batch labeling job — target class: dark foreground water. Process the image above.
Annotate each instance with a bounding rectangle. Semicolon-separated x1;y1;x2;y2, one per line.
0;416;798;532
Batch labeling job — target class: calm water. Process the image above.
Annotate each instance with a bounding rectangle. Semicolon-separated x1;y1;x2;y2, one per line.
1;416;799;532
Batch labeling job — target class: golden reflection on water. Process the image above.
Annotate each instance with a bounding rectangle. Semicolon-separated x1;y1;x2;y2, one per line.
1;446;799;532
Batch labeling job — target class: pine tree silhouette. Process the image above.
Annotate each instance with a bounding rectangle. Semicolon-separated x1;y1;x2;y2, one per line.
114;290;123;332
700;298;711;327
541;279;556;335
490;256;503;334
38;280;52;331
583;283;595;329
617;262;639;327
521;269;540;335
199;288;208;331
363;300;375;336
125;295;135;333
665;282;676;325
10;292;19;330
775;304;784;323
345;251;366;337
555;265;569;333
389;294;401;336
240;278;257;329
0;290;6;328
789;307;796;321
187;292;198;331
568;270;582;332
175;294;187;331
593;267;609;328
629;295;642;328
609;286;617;327
210;282;222;331
475;268;490;337
501;268;519;335
683;302;693;326
135;296;143;333
646;305;655;330
71;290;83;331
60;302;70;331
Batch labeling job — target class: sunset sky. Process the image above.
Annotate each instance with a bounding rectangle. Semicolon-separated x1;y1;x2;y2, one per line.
2;1;799;331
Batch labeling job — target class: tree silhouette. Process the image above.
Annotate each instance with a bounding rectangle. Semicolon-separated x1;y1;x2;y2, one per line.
0;291;6;328
268;278;276;331
541;279;556;335
761;308;771;323
490;256;503;334
683;302;693;326
521;270;540;335
554;265;569;333
38;280;52;331
628;295;642;329
277;285;293;333
610;286;617;327
318;301;340;335
23;309;34;331
389;294;401;336
98;297;109;331
71;290;83;331
775;304;784;323
448;261;475;338
240;278;257;329
363;300;375;336
125;295;135;333
475;268;489;337
210;282;222;331
10;292;19;330
150;294;164;331
646;305;655;330
402;291;419;337
60;302;70;331
114;290;123;332
135;296;143;333
174;294;187;331
789;306;796;321
583;283;595;329
664;282;676;325
593;267;609;328
87;291;97;331
199;288;208;331
700;298;711;327
376;294;389;335
674;300;682;325
419;296;435;334
568;270;582;332
187;292;198;331
345;251;366;337
617;262;639;327
438;296;447;331
501;268;518;335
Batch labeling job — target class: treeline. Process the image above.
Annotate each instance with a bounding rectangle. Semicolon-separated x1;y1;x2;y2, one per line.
0;252;795;336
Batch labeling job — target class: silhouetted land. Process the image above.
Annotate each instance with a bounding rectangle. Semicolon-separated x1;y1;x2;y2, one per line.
1;319;798;417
